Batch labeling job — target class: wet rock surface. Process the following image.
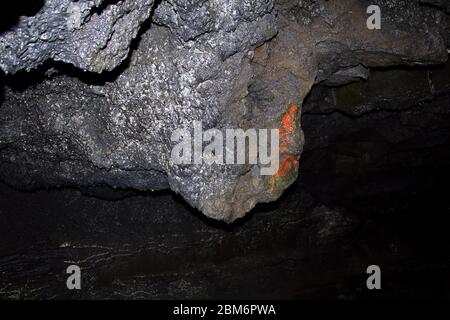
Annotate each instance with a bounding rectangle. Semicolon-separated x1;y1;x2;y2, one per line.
0;0;449;221
0;0;450;299
0;0;156;74
1;82;450;297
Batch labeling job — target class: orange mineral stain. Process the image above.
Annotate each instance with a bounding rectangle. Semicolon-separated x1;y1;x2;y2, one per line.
270;155;299;192
276;155;299;177
281;104;298;134
279;104;298;153
270;104;300;191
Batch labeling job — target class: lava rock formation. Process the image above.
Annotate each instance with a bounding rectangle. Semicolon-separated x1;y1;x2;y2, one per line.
0;0;449;222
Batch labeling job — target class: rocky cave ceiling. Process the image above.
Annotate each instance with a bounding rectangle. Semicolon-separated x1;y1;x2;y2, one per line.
0;0;449;222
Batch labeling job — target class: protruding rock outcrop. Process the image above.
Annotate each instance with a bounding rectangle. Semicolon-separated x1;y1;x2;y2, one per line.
0;0;448;221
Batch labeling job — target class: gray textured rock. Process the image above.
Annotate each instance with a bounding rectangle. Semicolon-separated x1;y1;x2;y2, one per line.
0;0;448;222
1;0;286;222
0;0;155;73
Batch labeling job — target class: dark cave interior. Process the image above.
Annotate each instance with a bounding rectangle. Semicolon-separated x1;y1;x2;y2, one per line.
1;63;450;299
0;0;450;300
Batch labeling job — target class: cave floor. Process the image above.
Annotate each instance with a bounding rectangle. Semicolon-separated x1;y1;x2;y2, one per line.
1;146;449;299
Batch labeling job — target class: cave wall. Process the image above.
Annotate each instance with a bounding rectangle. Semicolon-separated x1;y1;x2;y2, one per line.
0;0;449;222
0;0;450;299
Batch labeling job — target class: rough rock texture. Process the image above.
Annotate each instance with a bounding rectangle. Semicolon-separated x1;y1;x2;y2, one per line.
0;0;155;74
1;60;450;297
0;0;449;222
